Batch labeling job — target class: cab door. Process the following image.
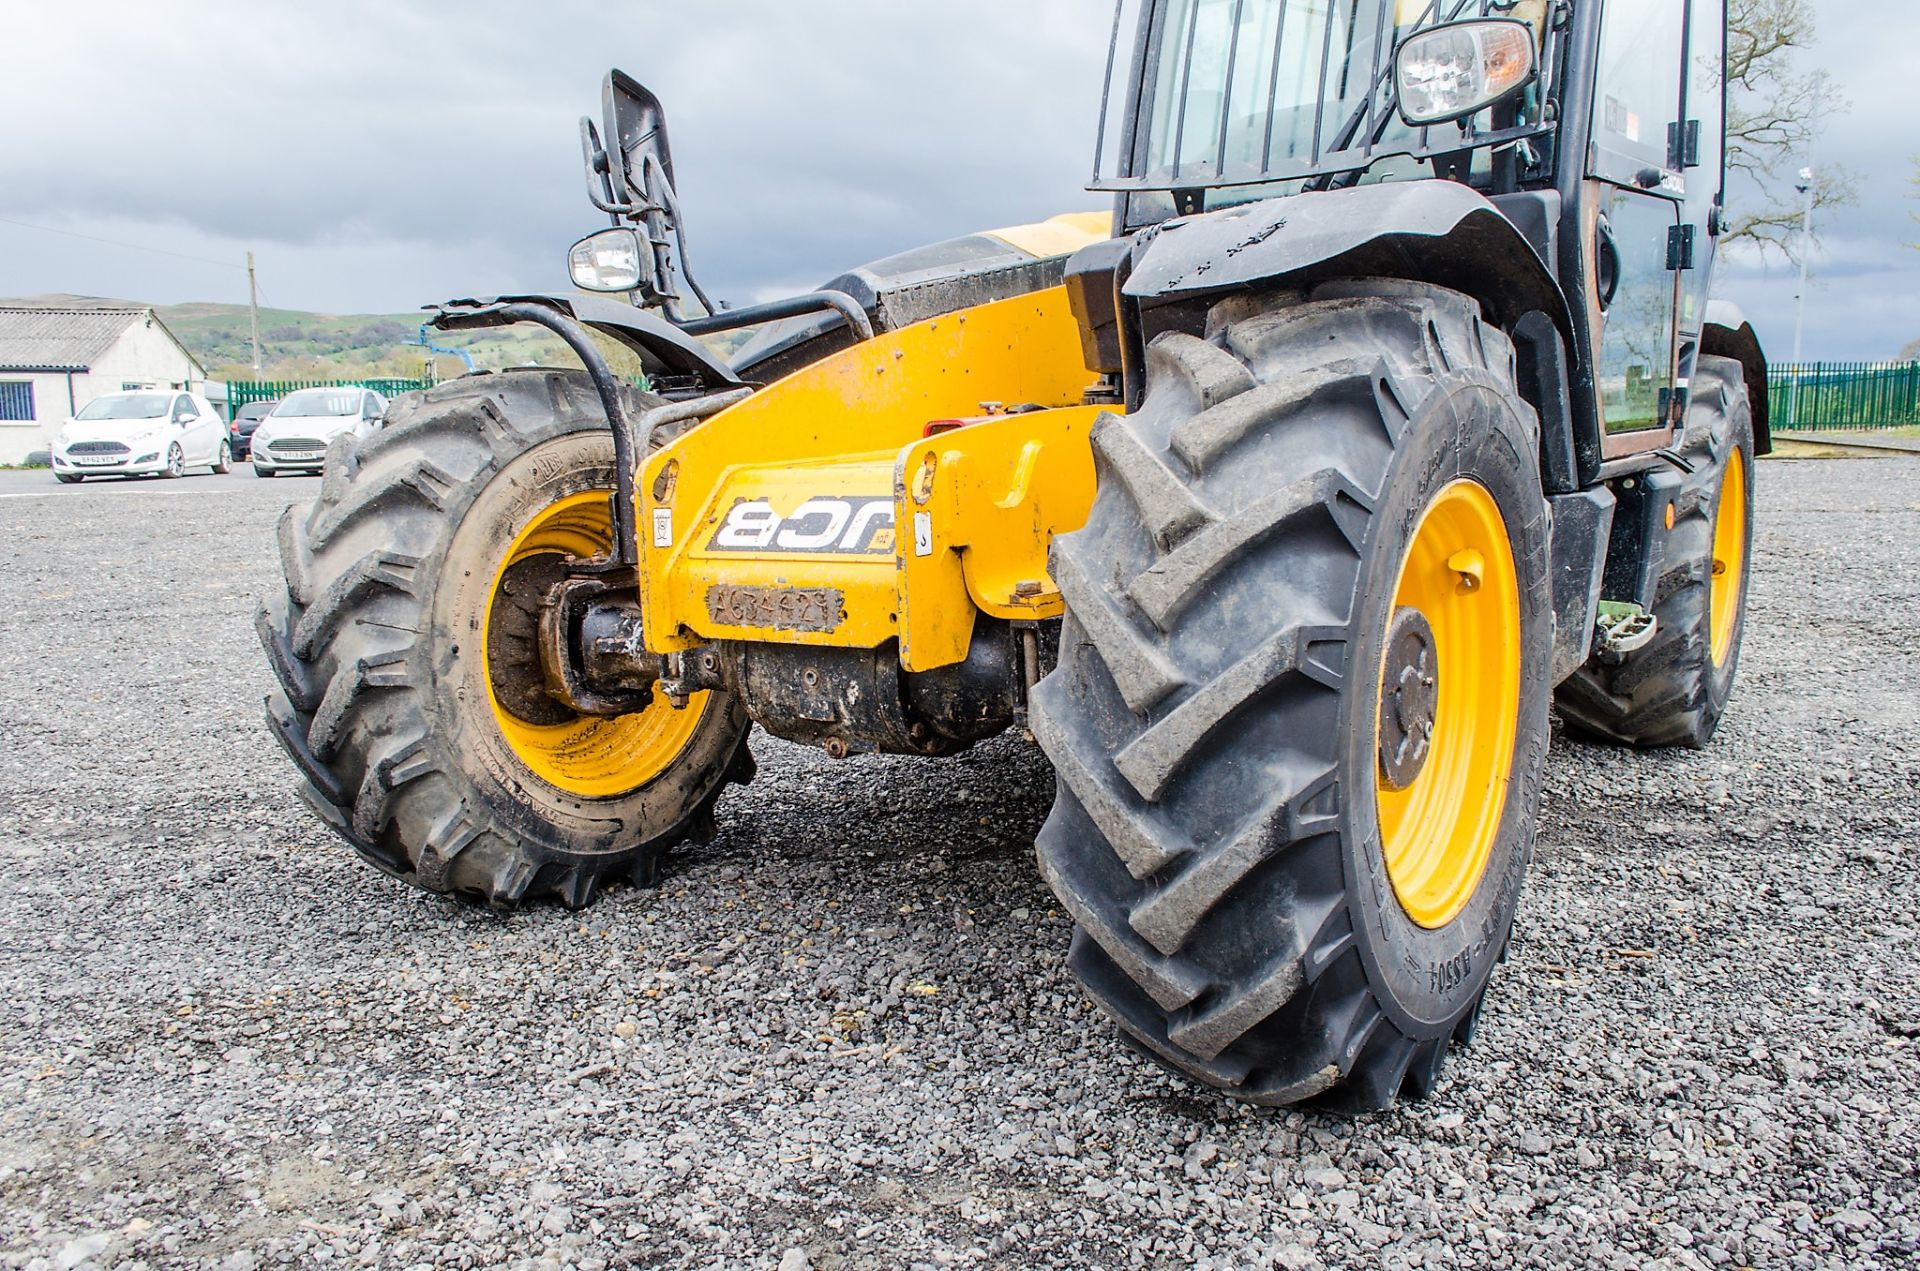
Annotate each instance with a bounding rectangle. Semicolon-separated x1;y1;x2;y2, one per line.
1584;0;1694;460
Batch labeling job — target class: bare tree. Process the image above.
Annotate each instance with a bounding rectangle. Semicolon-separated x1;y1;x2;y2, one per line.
1909;157;1920;251
1722;0;1855;257
1905;162;1919;359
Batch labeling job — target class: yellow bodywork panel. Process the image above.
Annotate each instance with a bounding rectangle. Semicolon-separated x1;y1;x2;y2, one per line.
981;211;1113;260
895;406;1100;665
639;286;1103;671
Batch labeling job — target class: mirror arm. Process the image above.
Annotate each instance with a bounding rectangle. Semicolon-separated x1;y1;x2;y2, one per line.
646;155;719;319
579;118;635;220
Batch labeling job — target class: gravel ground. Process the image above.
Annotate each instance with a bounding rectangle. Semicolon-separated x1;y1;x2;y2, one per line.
1;459;1915;1270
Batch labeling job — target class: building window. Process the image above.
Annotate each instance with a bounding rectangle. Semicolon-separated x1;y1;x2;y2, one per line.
0;382;33;421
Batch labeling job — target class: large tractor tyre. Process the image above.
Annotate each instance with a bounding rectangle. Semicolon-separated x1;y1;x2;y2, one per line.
1555;355;1754;748
1031;282;1553;1109
257;369;753;909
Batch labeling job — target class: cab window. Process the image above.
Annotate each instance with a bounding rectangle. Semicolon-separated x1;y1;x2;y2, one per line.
1592;0;1685;181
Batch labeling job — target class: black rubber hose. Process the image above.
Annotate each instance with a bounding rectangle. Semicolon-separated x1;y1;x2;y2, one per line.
492;303;642;564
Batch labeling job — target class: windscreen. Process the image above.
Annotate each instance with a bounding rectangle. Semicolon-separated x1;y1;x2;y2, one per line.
273;389;361;418
1094;0;1542;191
75;393;171;420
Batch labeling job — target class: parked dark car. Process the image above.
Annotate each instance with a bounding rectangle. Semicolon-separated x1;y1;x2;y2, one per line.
228;400;278;460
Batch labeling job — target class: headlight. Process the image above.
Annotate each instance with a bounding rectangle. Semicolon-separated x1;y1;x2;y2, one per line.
568;228;644;292
1395;19;1537;127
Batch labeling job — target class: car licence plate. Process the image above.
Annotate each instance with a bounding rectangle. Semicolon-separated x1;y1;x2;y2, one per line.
277;450;324;462
74;456;121;466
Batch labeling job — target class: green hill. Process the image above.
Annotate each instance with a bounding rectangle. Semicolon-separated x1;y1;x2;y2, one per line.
3;293;747;383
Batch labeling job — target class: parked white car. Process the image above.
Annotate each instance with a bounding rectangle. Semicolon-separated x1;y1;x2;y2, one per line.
250;387;389;477
48;390;232;482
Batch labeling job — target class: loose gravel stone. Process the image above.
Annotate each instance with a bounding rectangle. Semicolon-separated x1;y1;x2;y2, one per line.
0;459;1916;1269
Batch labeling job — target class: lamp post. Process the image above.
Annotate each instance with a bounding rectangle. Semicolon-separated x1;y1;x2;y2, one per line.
1788;167;1815;427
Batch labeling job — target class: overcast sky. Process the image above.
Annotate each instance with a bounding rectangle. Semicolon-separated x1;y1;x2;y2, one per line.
2;1;1913;361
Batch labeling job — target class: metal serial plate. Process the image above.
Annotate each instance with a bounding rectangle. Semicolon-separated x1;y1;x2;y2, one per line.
705;584;845;633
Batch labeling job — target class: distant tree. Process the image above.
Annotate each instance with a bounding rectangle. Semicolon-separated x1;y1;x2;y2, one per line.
350;320;408;350
1722;0;1857;258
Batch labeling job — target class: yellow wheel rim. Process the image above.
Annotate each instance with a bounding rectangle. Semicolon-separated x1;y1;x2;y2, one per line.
482;490;709;799
1375;479;1522;930
1709;448;1747;667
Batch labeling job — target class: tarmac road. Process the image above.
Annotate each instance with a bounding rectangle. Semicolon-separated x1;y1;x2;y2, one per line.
0;455;1915;1269
0;466;316;499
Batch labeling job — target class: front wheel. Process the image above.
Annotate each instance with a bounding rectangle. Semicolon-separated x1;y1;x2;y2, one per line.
253;465;274;478
161;444;185;479
257;370;754;907
55;472;82;484
1031;282;1551;1108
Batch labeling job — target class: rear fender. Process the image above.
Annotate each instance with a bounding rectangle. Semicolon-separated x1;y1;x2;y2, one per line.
1702;300;1771;454
1121;183;1585;487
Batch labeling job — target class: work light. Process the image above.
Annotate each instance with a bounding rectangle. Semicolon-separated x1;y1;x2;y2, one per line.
1395;19;1537;127
567;228;645;292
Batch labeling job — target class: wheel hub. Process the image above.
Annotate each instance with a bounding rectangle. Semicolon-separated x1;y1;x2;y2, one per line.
488;553;574;726
1377;606;1439;791
481;489;712;799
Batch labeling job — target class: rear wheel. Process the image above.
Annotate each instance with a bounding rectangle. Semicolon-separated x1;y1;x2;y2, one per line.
1031;282;1551;1108
257;370;753;907
1555;355;1754;747
213;440;232;474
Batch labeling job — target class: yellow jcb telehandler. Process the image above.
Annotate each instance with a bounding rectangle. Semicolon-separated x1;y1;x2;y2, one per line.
261;0;1765;1107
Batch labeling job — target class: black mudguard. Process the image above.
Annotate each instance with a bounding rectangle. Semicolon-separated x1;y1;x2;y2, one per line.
1703;300;1771;454
433;294;746;391
1122;182;1572;339
1099;183;1584;491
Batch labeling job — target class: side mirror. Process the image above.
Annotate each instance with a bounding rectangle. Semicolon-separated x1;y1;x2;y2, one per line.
574;69;714;318
601;69;674;210
174;412;194;424
1394;19;1538;127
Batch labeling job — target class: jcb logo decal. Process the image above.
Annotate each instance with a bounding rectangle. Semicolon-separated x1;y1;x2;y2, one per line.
707;496;895;555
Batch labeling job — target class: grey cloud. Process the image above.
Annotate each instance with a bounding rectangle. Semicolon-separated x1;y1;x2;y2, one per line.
2;1;1109;311
2;0;1913;360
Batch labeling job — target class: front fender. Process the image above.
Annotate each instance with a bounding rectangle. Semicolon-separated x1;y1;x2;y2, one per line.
433;294;745;390
1123;182;1571;339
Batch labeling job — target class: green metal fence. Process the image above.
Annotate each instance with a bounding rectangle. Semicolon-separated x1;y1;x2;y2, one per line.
218;377;432;419
1767;362;1920;431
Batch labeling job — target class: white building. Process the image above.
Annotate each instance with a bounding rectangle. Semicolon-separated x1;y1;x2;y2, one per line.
0;308;207;464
